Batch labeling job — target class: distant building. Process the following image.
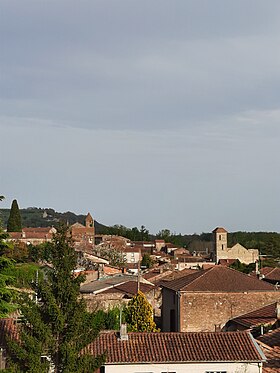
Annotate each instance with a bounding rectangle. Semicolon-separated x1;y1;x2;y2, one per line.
213;227;259;265
70;212;95;246
8;227;56;245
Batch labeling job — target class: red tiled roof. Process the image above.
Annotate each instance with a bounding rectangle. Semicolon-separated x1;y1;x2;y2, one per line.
23;227;54;233
219;259;237;266
260;267;280;282
212;227;228;233
0;318;19;348
159;268;199;284
161;266;276;292
84;331;264;363
230;302;280;328
102;281;155;296
257;341;280;372
258;327;280;348
114;281;154;295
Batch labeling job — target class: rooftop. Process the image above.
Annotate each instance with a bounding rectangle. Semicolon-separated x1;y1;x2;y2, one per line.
84;331;264;364
260;267;280;282
161;265;276;292
80;274;137;294
213;227;228;233
230;302;280;329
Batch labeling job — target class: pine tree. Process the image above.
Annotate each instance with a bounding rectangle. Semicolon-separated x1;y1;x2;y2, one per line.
7;225;104;372
7;199;22;232
124;291;159;332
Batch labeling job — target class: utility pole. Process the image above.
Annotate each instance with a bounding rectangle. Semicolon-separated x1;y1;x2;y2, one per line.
137;246;141;292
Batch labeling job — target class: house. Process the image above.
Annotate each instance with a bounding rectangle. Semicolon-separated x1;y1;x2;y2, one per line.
80;275;154;312
175;255;210;270
70;212;95;246
8;227;56;246
123;246;141;264
161;265;280;332
84;330;265;373
213;227;259;265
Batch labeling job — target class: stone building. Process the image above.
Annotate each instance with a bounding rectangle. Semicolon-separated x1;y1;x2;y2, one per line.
213;227;259;264
8;227;57;245
70;212;95;246
161;265;280;332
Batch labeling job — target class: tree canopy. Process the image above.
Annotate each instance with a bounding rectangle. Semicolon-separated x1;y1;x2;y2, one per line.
7;199;22;232
7;225;104;372
124;291;158;332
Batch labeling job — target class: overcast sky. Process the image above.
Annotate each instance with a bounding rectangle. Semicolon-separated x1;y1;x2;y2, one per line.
1;0;280;234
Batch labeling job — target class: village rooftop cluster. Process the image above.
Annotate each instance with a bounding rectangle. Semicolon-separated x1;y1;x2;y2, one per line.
1;210;280;372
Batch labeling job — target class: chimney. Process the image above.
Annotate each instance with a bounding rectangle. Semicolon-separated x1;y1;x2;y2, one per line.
21;230;26;238
119;323;128;341
255;260;259;276
276;302;280;319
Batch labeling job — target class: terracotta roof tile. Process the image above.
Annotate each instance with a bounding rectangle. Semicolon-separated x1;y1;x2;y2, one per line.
102;281;155;296
230;302;280;328
84;331;263;363
212;227;228;233
257;341;280;372
260;267;280;282
258;327;280;348
161;266;276;292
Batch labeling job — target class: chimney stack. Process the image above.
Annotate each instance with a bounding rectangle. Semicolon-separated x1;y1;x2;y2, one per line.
276;302;280;319
119;323;128;341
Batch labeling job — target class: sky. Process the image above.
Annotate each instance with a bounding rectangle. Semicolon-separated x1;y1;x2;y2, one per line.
1;0;280;234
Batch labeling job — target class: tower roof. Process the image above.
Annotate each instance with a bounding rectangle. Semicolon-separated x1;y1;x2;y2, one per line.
212;227;228;233
85;212;93;221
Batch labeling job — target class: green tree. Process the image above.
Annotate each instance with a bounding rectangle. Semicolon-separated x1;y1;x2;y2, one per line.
0;256;17;317
7;199;22;232
0;195;17;316
156;229;171;242
141;253;153;269
7;225;104;372
124;291;158;332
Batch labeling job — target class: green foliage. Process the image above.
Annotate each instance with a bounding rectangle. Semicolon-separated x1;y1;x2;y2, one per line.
124;291;158;332
0;256;17;317
7;225;104;372
92;245;126;267
92;307;120;330
102;224;150;241
0;196;17;316
7;200;22;232
0;207;107;233
141;253;153;269
1;263;42;289
229;259;256;274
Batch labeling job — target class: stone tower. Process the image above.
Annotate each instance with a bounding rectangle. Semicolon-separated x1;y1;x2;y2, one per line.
85;212;94;228
212;227;228;263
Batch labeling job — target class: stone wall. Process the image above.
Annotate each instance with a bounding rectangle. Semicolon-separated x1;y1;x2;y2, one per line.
179;290;280;332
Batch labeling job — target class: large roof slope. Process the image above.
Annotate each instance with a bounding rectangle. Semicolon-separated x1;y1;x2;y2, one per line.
84;331;263;363
161;265;276;292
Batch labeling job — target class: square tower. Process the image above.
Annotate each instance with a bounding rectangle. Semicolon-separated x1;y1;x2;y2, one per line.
212;227;228;263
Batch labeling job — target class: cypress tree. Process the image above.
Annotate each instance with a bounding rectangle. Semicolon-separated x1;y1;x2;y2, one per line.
7;199;22;232
7;225;104;372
